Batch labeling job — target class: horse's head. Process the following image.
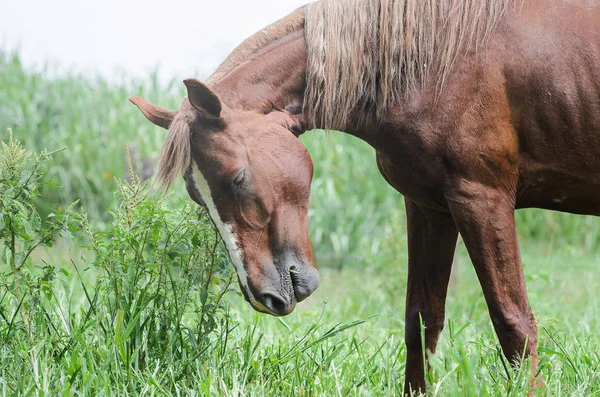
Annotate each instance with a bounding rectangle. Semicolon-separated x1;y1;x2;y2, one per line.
130;79;319;316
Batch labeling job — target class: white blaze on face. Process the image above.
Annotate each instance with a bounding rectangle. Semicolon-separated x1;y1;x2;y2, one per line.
189;163;274;313
189;163;251;291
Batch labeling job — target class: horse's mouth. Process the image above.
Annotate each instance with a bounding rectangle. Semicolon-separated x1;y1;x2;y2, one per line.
290;265;320;302
240;266;320;316
242;286;297;317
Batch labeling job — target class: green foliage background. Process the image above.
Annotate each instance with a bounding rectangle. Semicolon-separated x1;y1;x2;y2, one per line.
2;51;600;266
0;51;599;395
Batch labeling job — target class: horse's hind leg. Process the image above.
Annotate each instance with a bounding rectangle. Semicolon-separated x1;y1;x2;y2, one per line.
403;199;458;395
446;182;542;388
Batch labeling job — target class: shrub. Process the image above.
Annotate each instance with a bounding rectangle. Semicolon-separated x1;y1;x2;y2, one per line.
0;132;235;393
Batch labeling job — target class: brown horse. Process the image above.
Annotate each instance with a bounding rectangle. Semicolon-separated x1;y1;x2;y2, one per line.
130;0;600;393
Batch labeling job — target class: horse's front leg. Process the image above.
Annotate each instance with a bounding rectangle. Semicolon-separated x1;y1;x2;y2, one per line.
446;181;541;387
403;199;458;395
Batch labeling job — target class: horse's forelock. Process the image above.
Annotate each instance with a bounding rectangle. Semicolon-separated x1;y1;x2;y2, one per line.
157;111;192;191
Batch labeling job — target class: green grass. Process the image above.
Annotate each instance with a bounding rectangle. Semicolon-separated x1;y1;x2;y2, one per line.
1;52;599;395
7;245;598;395
0;51;181;219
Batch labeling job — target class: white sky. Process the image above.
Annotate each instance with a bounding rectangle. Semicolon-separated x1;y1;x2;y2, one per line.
0;0;308;82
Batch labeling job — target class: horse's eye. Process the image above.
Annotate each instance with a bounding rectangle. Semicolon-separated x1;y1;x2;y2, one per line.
234;170;246;187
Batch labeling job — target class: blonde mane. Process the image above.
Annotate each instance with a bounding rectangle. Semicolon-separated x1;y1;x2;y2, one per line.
304;0;521;130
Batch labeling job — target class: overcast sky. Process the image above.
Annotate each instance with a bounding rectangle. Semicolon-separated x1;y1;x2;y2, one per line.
1;0;308;82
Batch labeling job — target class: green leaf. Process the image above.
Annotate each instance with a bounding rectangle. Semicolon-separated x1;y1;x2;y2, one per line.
2;244;10;266
18;232;33;242
60;229;74;251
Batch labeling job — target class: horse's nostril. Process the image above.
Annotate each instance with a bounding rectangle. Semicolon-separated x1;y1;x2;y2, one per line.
261;292;289;315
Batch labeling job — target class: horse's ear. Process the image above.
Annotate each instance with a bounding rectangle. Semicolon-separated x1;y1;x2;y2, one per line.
183;78;222;119
129;96;177;130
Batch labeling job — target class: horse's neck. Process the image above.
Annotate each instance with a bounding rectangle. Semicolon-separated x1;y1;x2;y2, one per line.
212;30;307;114
211;30;381;141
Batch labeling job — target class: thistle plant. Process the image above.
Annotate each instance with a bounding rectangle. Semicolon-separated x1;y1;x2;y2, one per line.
0;133;236;393
0;128;75;293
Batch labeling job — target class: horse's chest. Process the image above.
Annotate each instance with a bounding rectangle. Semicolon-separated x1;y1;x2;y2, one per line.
375;148;448;211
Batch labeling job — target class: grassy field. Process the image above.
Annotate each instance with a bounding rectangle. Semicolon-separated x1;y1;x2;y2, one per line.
1;53;599;395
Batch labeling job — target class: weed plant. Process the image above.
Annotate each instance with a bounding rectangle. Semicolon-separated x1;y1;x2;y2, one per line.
0;132;235;393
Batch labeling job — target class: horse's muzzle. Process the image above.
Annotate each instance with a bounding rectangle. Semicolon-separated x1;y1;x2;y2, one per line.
290;263;320;302
245;259;320;316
